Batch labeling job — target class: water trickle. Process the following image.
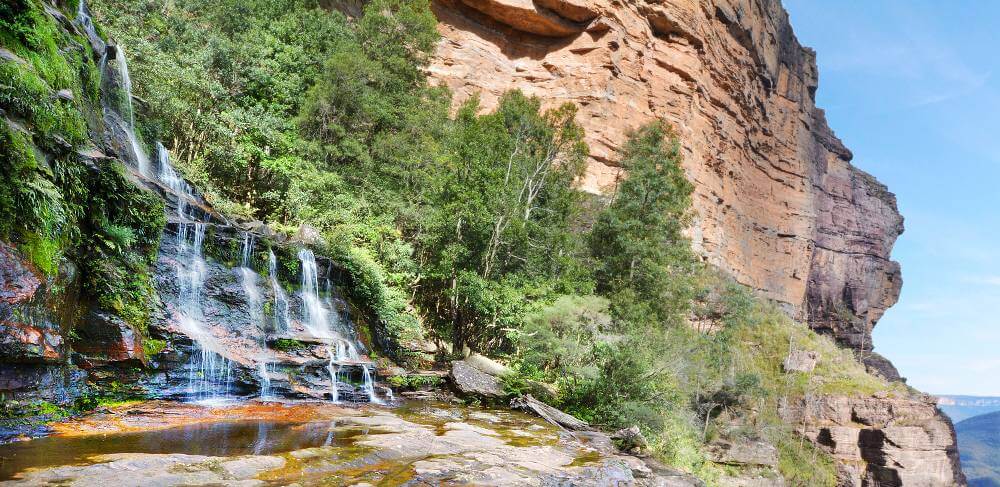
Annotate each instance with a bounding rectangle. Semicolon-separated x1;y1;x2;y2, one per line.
268;250;290;332
326;355;340;404
362;365;380;405
239;233;263;329
157;143;193;216
109;45;151;178
257;360;274;400
75;0;103;51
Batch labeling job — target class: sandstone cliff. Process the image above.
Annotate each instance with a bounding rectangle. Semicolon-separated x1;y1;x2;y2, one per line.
426;1;964;484
428;0;903;357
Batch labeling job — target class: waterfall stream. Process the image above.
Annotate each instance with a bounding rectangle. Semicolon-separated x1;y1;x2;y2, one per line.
75;0;104;51
156;144;232;402
72;0;384;405
108;46;151;178
298;249;379;403
239;234;275;400
268;250;290;332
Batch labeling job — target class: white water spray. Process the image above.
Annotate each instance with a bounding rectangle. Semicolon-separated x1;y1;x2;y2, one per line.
75;0;103;50
240;233;264;328
157;145;231;401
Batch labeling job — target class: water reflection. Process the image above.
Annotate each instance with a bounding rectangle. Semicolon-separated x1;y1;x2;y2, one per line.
0;420;342;480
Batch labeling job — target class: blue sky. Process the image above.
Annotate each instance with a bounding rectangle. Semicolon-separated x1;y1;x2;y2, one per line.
783;1;1000;396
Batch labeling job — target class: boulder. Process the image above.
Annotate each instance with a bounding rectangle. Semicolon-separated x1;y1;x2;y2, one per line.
0;48;26;65
782;350;819;373
294;224;324;246
862;351;905;382
706;439;778;467
70;311;148;367
642;458;706;486
464;352;511;376
449;359;504;398
610;425;649;455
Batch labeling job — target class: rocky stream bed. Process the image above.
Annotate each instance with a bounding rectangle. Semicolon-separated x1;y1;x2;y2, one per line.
0;399;699;486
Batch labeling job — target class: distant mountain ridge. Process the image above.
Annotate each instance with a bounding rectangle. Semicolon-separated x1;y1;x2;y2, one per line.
940;395;1000;422
956;410;1000;487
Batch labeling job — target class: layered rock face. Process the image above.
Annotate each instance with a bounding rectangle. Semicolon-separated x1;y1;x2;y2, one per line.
781;395;966;486
428;0;903;353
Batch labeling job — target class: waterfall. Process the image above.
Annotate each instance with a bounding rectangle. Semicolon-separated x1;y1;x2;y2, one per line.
239;233;275;400
176;224;233;402
268;250;290;332
362;365;380;405
239;233;263;329
104;45;150;178
297;248;384;403
157;142;192;216
326;354;340;403
75;0;104;51
258;360;274;400
157;145;230;402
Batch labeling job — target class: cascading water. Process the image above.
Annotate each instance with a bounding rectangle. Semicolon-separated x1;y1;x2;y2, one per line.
157;144;231;402
297;249;380;403
75;0;104;51
239;234;276;400
268;250;290;332
239;234;263;328
104;45;150;178
177;224;233;402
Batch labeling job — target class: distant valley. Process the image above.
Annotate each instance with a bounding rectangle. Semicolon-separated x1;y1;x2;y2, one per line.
956;409;1000;487
939;395;1000;422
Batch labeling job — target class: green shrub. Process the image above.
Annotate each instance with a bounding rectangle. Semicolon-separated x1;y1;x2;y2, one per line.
386;374;442;391
142;338;166;357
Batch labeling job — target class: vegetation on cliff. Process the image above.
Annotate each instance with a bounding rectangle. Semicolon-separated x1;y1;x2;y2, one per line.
1;0;164;334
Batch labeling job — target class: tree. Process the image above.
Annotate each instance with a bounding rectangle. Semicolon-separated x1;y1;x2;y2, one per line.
590;121;696;328
414;91;591;353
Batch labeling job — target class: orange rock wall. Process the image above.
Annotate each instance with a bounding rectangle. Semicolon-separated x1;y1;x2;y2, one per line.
428;0;904;350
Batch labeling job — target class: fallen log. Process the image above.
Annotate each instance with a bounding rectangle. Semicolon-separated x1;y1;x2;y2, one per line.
511;394;590;431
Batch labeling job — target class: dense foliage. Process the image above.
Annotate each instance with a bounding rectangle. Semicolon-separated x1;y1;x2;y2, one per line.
1;0;163;331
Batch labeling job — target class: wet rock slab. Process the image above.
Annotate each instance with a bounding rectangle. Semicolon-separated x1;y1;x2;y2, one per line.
1;400;698;486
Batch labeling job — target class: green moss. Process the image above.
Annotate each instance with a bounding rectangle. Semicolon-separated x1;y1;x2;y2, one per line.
21;232;61;275
0;399;71;420
142;338;166;356
0;1;89;148
386;374;442;391
271;338;307;352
